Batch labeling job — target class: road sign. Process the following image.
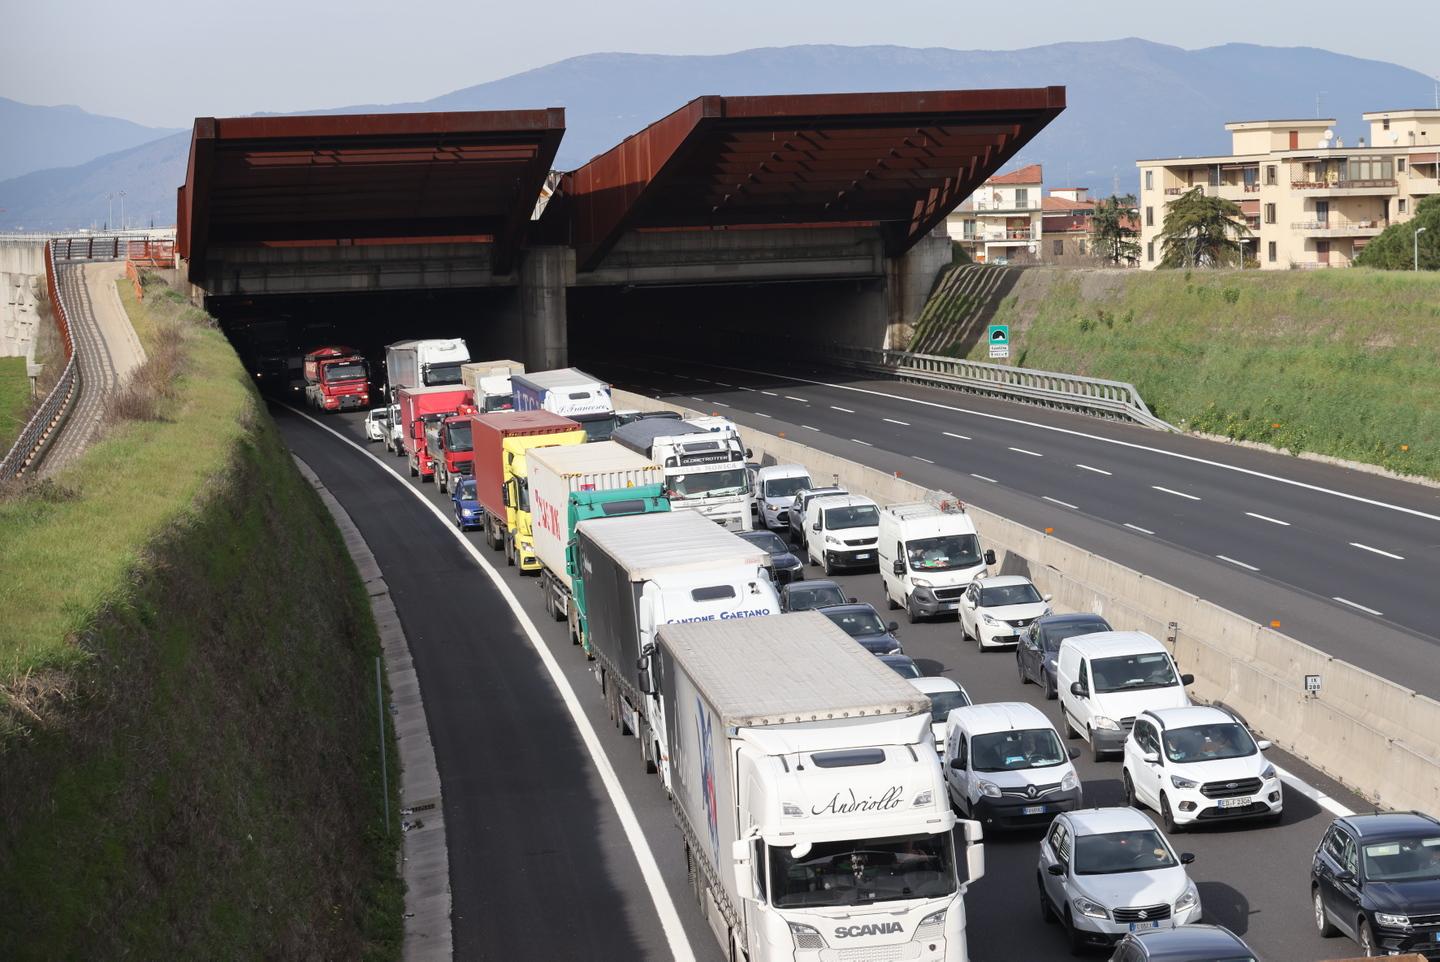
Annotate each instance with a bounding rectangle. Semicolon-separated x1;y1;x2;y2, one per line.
987;323;1010;359
1305;673;1322;695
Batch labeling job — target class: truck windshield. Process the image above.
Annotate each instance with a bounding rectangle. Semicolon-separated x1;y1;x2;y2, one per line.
668;468;748;499
970;728;1067;772
906;534;981;572
763;476;810;499
579;415;618;442
483;394;514;413
424;362;463;386
444;422;473;452
824;505;878;530
323;362;367;382
768;832;957;908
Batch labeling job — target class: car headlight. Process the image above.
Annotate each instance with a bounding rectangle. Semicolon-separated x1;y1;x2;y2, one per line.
1260;763;1277;781
460;508;474;517
1175;885;1200;913
916;907;947;937
981;613;1001;626
1170;774;1199;790
1374;912;1411;928
788;922;826;949
1092;716;1121;731
911;577;933;588
1072;895;1111;920
824;535;840;545
977;779;1002;798
1061;771;1079;792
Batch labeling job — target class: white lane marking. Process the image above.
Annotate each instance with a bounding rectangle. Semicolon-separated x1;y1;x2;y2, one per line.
286;406;698;962
693;362;1440;525
913;456;935;464
1217;554;1260;572
1334;596;1383;617
831;405;855;413
943;431;971;440
784;395;809;403
883;418;911;426
688;396;705;402
970;473;998;484
1153;485;1201;501
710;401;730;408
802;424;820;431
1124;523;1155;535
753;411;772;418
737;385;756;392
1076;463;1112;476
694;377;714;383
1272;764;1354;818
1350;542;1405;561
761;390;778;396
714;381;733;387
1247;512;1290;526
851;438;873;446
1043;496;1078;510
1009;446;1043;457
674;373;692;379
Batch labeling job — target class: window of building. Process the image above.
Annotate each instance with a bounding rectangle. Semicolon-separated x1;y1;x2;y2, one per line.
1268;241;1277;263
1144;170;1153;190
1345;156;1394;182
1079;239;1088;255
1147;241;1155;263
1145;206;1154;227
1052;239;1064;256
1383;118;1391;131
1265;165;1277;186
1264;203;1276;224
1015;188;1029;208
1399;199;1408;214
1398;158;1406;172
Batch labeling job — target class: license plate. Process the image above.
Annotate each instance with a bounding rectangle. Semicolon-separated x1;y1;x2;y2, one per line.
1128;921;1164;933
1218;796;1252;809
854;553;872;560
1022;805;1046;815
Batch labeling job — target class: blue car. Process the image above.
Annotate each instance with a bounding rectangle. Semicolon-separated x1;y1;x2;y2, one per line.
451;476;482;530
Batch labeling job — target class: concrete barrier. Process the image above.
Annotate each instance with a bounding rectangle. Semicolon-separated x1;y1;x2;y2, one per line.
615;389;1440;812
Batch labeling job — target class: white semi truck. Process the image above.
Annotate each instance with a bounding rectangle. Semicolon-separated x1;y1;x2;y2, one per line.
654;612;986;962
611;418;752;532
512;368;619;441
574;510;779;787
384;338;470;400
460;358;524;413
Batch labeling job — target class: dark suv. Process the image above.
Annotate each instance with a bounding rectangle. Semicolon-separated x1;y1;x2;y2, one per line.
1312;810;1440;958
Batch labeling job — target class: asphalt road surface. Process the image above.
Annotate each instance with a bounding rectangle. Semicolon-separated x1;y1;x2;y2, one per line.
592;355;1440;701
276;400;1374;962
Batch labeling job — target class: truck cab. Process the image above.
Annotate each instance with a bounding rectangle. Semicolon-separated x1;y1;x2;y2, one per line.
426;412;477;493
612;419;753;532
303;346;370;412
511;368;619;441
879;499;997;623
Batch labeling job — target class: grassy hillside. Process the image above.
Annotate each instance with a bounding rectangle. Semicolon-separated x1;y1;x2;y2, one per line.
0;279;401;959
0;355;28;451
970;268;1440;479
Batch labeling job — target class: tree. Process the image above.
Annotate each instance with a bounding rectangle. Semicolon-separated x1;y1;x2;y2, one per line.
1091;194;1140;265
1158;188;1250;268
1354;195;1440;270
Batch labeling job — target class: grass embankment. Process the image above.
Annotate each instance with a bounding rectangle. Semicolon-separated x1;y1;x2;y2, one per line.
0;355;28;451
0;278;402;960
970;268;1440;479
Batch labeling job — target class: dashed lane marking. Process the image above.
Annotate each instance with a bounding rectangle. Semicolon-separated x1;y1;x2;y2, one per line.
1009;446;1043;457
1350;542;1404;561
1153;485;1201;501
1076;464;1112;476
1333;597;1383;617
883;418;911;426
1043;496;1078;510
1247;512;1290;526
1217;555;1260;572
1124;523;1155;535
970;473;998;483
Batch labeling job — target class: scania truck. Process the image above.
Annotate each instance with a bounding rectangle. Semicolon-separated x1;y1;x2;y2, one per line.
460;359;524;413
611;419;752;532
470;411;587;570
384;338;470;400
526;441;671;634
656;612;986;962
511;368;619;441
303;346;370;411
574;510;779;785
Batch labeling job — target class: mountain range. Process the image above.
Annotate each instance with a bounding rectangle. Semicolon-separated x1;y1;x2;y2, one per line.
2;39;1435;230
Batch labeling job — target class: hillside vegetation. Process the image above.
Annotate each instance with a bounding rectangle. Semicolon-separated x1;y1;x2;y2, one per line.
972;267;1440;479
0;278;401;959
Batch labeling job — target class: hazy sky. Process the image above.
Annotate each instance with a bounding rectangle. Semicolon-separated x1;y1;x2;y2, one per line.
6;0;1436;128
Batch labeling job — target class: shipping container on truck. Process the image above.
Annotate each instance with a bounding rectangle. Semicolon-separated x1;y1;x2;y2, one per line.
527;441;671;633
303;345;371;412
470;410;586;571
573;510;779;788
611;418;752;532
424;412;479;494
396;384;473;482
511;368;618;442
384;338;470;401
655;612;986;962
461;359;524;413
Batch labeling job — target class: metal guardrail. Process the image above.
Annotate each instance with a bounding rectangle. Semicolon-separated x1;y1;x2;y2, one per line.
0;242;79;480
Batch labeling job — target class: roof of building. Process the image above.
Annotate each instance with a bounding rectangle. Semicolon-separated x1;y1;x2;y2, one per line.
1362;108;1440;118
985;163;1043;185
1224;118;1334;130
1043;195;1094;212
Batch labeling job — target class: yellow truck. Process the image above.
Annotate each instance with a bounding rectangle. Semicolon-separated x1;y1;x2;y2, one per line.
470;410;586;571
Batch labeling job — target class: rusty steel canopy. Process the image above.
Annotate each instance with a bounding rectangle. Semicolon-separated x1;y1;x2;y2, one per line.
565;87;1066;271
178;109;565;279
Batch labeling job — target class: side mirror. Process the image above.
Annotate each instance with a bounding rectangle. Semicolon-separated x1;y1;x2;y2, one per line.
1257;739;1272;751
892;559;906;576
949;757;965;770
1046;863;1065;876
847;596;858;604
811;522;821;532
1070;682;1088;698
886;622;900;634
1042;593;1053;603
1142;751;1160;766
731;838;755;898
983;549;997;566
1066;746;1080;760
745;448;753;459
1179;853;1196;865
1335;869;1356;884
1180;673;1195;686
962;596;975;608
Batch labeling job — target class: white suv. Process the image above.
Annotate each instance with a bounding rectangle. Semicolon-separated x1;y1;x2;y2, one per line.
1038;808;1202;953
959;575;1051;651
1122;706;1282;833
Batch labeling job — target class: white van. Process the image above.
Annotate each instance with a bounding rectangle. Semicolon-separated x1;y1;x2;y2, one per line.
943;702;1082;830
752;464;811;530
878;501;996;623
804;494;880;575
1056;632;1194;761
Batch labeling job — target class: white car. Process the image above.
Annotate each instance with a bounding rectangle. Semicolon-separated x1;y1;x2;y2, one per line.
943;702;1082;830
959;575;1052;651
363;407;390;442
752;464;811;530
907;676;973;751
384;402;404;454
804;494;881;575
1122;706;1282;833
1038;808;1202;953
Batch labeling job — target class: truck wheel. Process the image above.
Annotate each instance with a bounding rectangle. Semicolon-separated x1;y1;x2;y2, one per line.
642;736;657;775
439;471;448;494
822;552;833;576
907;593;922;624
409;457;418;478
886;588;900;611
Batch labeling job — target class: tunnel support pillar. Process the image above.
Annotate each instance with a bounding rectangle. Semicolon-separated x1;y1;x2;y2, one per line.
520;246;573;371
884;231;951;351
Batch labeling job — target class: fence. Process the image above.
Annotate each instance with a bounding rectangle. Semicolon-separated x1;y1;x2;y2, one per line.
0;242;78;480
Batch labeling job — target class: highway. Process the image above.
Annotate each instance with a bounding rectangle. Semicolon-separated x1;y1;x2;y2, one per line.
277;400;1373;962
591;355;1440;700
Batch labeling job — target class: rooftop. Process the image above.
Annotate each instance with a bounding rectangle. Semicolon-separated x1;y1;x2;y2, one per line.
1063;630;1166;657
1142;705;1236;730
1341;811;1440;839
1067;806;1158;836
947;701;1051;734
1224;118;1334;130
986;163;1044;185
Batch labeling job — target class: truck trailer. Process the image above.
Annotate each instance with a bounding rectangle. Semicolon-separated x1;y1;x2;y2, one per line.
470;411;586;571
303;345;370;412
574;510;779;786
527;441;670;634
511;368;618;441
611;418;752;532
460;359;524;413
384;338;470;400
396;385;473;482
655;612;986;962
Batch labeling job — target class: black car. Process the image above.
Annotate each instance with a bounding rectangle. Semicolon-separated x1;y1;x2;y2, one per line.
736;529;804;585
1016;612;1113;700
878;654;923;679
820;603;903;655
779;579;852;613
1312;811;1440;959
1108;923;1258;961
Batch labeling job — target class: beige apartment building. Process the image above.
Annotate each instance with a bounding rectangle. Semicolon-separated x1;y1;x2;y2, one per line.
1136;109;1440;269
946;164;1045;264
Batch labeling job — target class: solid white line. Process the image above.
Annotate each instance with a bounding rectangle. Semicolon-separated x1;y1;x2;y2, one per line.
883;418;911;426
970;473;998;484
1124;523;1155;535
753;411;772;418
761;390;778;396
802;424;820;431
1334;596;1383;617
1009;446;1043;457
943;431;971;440
1272;764;1354;818
1153;485;1201;501
285;406;697;961
1247;512;1290;526
831;405;855;413
785;395;809;403
914;456;935;464
1076;463;1112;476
851;438;873;446
1217;554;1260;572
1043;496;1078;510
1350;542;1405;561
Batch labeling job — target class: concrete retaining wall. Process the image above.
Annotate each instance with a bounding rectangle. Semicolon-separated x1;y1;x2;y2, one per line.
615;389;1440;812
1;241;46;361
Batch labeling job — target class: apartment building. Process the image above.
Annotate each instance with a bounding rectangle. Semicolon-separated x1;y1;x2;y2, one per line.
946;164;1044;264
1136;109;1440;269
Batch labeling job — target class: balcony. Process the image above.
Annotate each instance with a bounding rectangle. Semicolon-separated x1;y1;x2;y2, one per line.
1289;179;1398;196
1289;220;1385;237
980;229;1037;244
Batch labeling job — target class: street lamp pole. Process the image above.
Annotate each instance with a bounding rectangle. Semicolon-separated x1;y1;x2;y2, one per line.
1417;226;1429;272
119;191;126;232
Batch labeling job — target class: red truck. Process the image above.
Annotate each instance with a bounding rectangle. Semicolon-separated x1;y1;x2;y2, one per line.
470;411;586;570
396;384;474;482
303;346;370;412
426;413;478;494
